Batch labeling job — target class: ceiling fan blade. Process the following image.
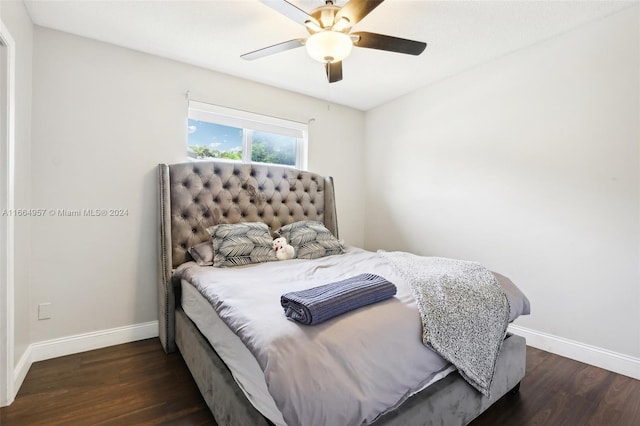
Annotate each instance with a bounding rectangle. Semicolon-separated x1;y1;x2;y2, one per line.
325;61;343;83
352;32;426;55
241;38;305;61
335;0;385;26
260;0;320;27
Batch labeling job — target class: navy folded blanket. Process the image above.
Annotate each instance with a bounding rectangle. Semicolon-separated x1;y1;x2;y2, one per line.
281;273;397;325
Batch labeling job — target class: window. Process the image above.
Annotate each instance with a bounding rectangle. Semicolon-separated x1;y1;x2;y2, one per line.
187;101;308;170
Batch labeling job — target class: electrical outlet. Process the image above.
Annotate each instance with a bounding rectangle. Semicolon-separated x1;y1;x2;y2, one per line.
38;303;52;320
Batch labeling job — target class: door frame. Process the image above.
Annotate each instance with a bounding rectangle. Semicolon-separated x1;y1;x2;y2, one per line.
0;16;16;407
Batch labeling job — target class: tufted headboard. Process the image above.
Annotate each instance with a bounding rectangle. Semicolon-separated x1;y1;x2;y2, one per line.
157;160;338;352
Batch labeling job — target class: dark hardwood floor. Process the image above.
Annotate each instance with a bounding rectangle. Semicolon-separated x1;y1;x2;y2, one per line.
1;338;638;426
0;339;215;425
471;345;640;426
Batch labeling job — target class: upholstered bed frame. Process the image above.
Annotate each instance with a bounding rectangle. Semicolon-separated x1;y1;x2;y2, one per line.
157;160;526;426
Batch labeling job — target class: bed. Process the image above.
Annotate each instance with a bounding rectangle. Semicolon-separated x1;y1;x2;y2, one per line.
157;160;529;426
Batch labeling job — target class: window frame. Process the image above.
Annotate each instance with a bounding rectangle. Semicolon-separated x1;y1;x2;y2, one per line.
187;101;308;170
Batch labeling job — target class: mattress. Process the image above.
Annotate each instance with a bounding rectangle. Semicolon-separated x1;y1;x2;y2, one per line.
181;277;457;426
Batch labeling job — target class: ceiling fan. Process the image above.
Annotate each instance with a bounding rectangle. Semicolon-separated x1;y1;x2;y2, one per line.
241;0;427;83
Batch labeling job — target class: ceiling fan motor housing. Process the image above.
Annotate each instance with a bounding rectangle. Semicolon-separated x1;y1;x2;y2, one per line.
308;3;349;33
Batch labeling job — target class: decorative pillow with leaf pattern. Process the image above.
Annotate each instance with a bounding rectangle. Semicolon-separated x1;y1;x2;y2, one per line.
276;220;344;260
207;222;276;267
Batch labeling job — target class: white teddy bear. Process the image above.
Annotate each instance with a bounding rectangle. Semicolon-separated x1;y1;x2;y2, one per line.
273;237;295;261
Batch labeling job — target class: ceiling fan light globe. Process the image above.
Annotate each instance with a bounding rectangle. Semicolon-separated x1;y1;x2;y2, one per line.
306;31;353;63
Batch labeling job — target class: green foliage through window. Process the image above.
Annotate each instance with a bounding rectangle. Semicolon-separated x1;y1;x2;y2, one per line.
251;132;296;166
190;145;242;160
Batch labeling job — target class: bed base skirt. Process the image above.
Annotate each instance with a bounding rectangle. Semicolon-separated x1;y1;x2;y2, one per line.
373;332;526;425
175;308;272;426
175;306;526;426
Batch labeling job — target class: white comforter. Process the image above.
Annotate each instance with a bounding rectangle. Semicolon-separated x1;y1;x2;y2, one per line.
177;247;529;426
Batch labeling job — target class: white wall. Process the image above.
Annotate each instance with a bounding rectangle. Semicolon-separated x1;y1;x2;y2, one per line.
30;27;364;343
0;0;32;372
365;5;639;361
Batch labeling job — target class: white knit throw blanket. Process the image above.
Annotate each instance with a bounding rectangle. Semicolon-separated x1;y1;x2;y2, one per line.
379;251;510;396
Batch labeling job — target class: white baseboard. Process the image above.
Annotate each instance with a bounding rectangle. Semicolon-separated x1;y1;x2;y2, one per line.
12;344;32;402
12;321;159;403
508;324;640;380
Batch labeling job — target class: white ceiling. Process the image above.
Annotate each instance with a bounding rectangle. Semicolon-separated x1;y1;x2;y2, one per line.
23;0;635;111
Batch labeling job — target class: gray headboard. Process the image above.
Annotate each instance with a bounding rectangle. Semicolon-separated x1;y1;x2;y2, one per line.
157;160;338;352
